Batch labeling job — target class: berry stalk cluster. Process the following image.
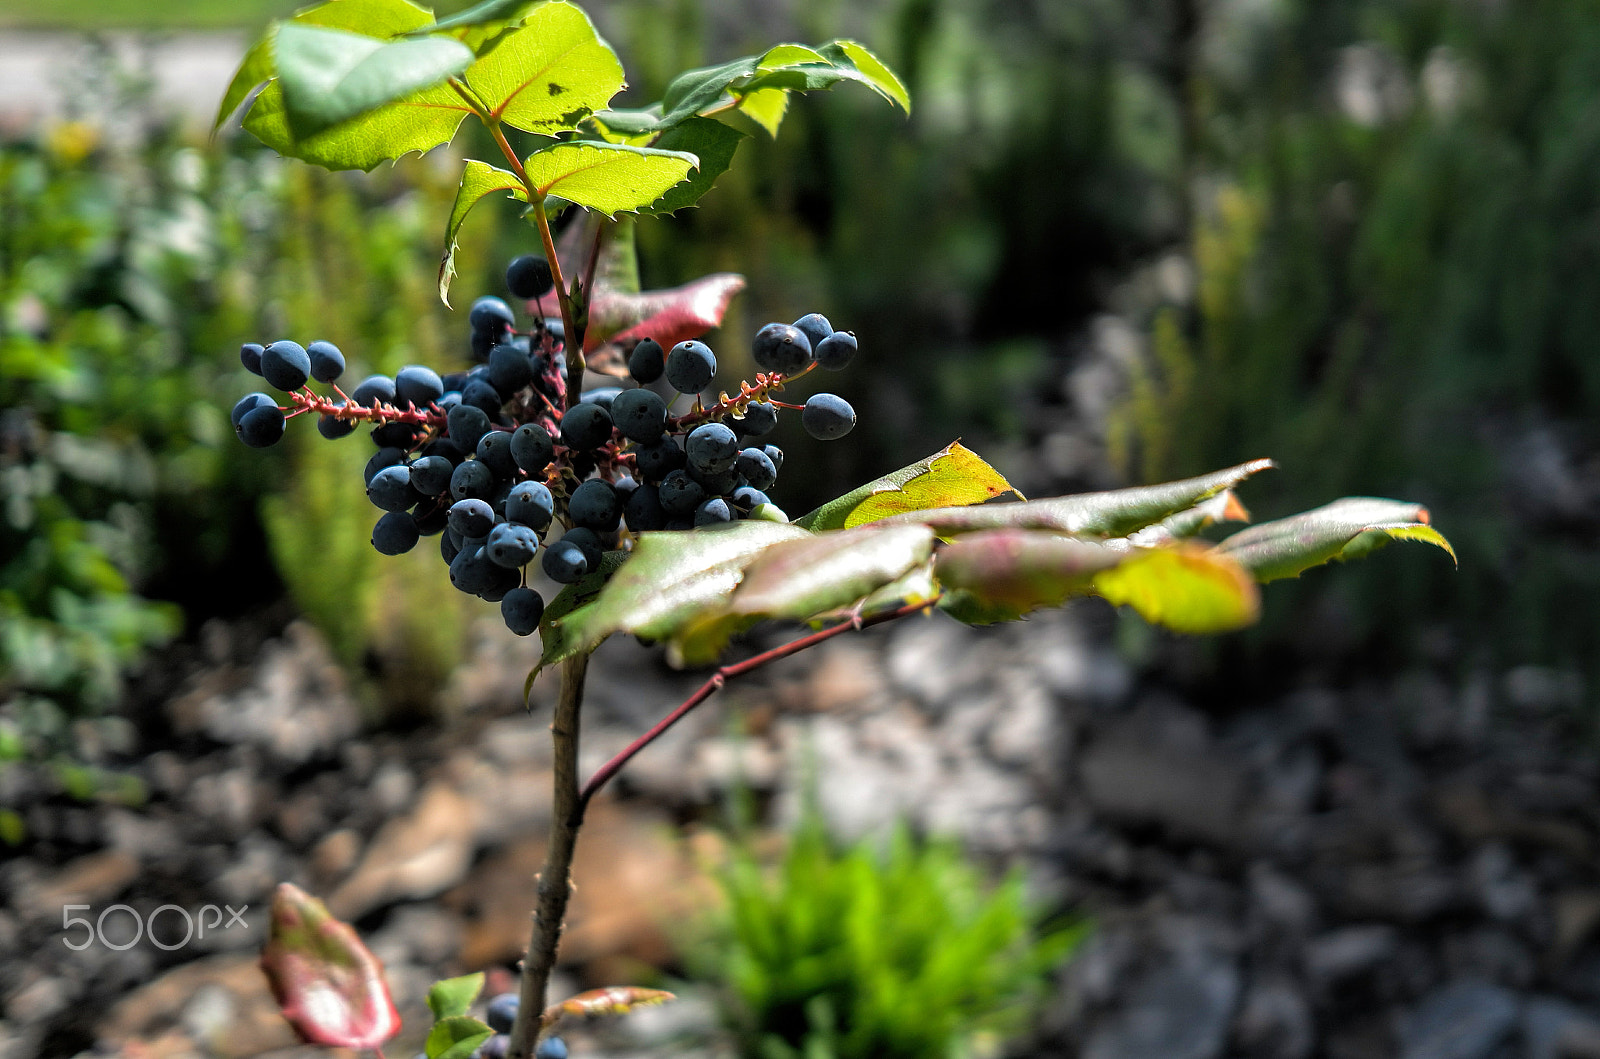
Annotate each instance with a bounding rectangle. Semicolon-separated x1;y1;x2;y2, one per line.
231;254;861;637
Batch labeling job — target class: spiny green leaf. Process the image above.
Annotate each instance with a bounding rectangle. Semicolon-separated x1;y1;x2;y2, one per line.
673;524;936;665
591;106;665;140
425;1016;494;1059
641;117;746;215
796;442;1020;533
539;522;811;669
243;79;469;171
465;1;624;134
817;40;912;113
215;0;438;130
426;973;485;1021
1090;545;1259;633
1216;497;1456;583
660;54;761;127
522;141;698;217
439;160;527;305
1126;489;1252;546
933;530;1125;624
276;24;473;138
736;87;788;136
877;459;1276;539
422;0;530;34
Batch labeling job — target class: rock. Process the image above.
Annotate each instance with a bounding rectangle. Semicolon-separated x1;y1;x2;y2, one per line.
2;974;72;1026
308;828;362;887
1235;977;1314;1059
884;618;983;710
367;904;465;967
14;849;139;921
96;954;298;1056
1304;925;1399;988
328;780;479;920
1398;980;1520;1059
1078;702;1244;847
1471;844;1539;923
1082;952;1241;1059
167;621;359;765
1523;996;1600;1059
1248;863;1318;936
803;640;891;713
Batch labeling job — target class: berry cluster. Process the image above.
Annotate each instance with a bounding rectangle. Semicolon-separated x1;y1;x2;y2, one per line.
458;992;563;1059
231;254;860;637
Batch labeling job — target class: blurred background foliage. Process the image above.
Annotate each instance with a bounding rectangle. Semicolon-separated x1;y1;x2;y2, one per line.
4;0;1600;776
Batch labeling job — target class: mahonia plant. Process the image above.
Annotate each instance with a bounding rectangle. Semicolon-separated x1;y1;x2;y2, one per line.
221;2;1455;1057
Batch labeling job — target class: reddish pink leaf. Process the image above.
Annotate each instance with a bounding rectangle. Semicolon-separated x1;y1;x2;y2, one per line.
260;882;401;1050
532;272;746;352
540;986;676;1029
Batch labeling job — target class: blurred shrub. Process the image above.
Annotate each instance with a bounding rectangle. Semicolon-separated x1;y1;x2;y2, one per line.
696;815;1080;1059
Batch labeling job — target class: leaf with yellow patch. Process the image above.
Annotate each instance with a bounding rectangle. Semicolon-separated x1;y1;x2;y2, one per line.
1090;545;1260;633
796;442;1020;532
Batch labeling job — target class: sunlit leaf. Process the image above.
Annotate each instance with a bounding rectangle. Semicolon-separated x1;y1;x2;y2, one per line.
427;973;485;1021
425;1016;494;1059
276;23;473;137
1216;497;1457;583
641;117;747;215
673;524;936;664
260;882;401;1050
797;442;1020;532
464;1;624;134
736;87;789;136
215;0;437;129
817;40;912;113
522;141;697;217
659;55;761;127
422;0;530;34
1126;489;1251;547
1090;545;1259;633
243;79;469;171
876;459;1276;538
542;986;676;1028
439;160;527;305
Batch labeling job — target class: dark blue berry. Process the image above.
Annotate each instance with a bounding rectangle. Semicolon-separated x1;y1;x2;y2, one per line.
486;523;539;568
237;404;286;447
751;322;811;374
307;340;346;383
665;340;716;394
791;313;833;352
568;479;621;532
240;342;264;375
371;511;420;555
367;465;420;512
511;424;555;474
535;1037;567;1059
560;403;613;451
476;430;518;478
447;404;492;450
448;498;495;539
318;412;356;439
231;392;275;429
542;539;589;583
735;401;778;438
562;527;603;568
350;374;396;408
736;448;777;490
364;447;405;485
506;481;555;530
488;342;533;395
610;388;668;443
506;254;554;299
500;589;545;636
658;469;706;516
261;340;311;392
409;455;455;497
695;497;733;525
371;421;423;449
802;393;855;440
686;422;739;474
450;460;496;501
413;502;449;536
449;544;498;595
461;378;503;415
624;483;667;531
814;330;858;371
732;485;770;511
633;436;686;481
580;387;623;409
628;338;664;383
395;364;444;408
470;296;516;334
764;443;784;471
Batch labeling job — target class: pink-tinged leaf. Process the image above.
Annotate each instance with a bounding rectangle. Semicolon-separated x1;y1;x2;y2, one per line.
533;273;746;351
260;882;401;1050
541;986;676;1029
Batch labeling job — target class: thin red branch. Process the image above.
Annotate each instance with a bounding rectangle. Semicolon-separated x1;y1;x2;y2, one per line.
281;390;448;429
574;597;939;820
667;361;816;432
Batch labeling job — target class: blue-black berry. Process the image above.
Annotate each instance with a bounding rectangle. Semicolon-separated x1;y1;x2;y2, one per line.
751;322;811;374
628;338;664;383
505;254;554;299
802;393;856;440
261;340;311;392
307;340;346;383
372;512;420;555
665;340;716;394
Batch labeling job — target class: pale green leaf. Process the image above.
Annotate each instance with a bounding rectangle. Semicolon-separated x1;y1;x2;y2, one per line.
591;106;664;141
796;441;1020;532
423;0;530;34
215;0;437;130
439;159;528;305
425;1016;494;1059
1216;497;1457;583
1126;489;1252;547
426;973;485;1021
277;23;473;137
933;530;1125;624
876;459;1277;539
659;55;760;127
539;521;811;669
1090;545;1259;633
673;524;936;665
737;87;789;136
465;1;624;134
522;141;697;217
243;79;469;170
640;117;746;215
818;40;912;113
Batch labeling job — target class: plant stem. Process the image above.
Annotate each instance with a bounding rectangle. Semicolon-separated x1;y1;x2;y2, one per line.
508;649;591;1059
575;597;939;820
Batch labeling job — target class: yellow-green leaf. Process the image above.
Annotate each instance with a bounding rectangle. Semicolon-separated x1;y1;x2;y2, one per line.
521;141;698;217
465;1;624;134
1216;497;1457;583
276;23;473;137
426;973;485;1021
1090;545;1260;633
819;40;912;113
737;87;789;136
796;441;1020;532
439;159;528;305
933;529;1125;624
243;79;469;171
